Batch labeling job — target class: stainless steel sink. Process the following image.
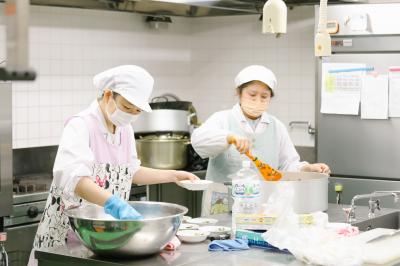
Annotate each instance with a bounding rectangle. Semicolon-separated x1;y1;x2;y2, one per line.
353;211;400;231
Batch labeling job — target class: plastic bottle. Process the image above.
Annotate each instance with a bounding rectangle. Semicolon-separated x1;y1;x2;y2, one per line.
0;233;8;266
231;160;261;232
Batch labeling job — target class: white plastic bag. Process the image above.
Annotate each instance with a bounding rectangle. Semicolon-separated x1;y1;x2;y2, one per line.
261;183;363;266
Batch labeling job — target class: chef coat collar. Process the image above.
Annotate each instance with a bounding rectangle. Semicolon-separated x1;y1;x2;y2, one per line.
89;100;122;136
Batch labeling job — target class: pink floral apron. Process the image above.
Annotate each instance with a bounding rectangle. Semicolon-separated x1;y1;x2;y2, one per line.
28;113;134;265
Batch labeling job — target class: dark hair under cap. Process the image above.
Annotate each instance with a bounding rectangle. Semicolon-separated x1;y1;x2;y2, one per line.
237;80;274;97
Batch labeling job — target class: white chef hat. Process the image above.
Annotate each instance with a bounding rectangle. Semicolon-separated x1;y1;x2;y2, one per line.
234;65;277;92
93;65;154;112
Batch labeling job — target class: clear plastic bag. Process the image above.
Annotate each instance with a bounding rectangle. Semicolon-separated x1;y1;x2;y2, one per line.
261;183;363;266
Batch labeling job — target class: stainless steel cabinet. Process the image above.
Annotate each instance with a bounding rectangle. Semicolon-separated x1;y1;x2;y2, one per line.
0;82;13;218
148;184;203;218
148;170;206;218
5;223;38;266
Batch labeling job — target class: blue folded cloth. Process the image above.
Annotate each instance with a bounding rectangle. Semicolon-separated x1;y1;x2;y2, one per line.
208;239;250;251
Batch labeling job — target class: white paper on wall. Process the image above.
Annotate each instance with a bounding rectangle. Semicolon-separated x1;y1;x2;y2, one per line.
361;74;389;120
321;63;366;115
389;68;400;118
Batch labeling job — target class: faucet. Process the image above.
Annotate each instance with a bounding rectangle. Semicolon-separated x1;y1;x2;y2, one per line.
373;191;400;202
345;192;398;223
346;193;374;223
369;191;399;218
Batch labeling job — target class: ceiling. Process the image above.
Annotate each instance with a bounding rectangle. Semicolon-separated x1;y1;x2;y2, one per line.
1;0;399;17
24;0;360;17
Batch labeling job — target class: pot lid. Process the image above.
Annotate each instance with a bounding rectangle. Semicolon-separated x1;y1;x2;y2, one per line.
139;133;189;141
150;101;192;111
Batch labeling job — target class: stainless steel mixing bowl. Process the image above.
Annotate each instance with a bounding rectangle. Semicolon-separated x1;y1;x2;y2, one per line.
65;201;188;257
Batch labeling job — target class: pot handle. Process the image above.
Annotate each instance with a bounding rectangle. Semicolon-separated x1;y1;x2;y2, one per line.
151;96;169;103
159;93;181;101
187;112;197;126
188;103;199;126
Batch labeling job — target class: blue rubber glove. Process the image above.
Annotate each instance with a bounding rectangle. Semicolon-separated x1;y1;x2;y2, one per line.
104;195;143;220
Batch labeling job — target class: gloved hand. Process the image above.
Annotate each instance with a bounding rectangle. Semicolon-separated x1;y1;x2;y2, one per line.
104;195;143;220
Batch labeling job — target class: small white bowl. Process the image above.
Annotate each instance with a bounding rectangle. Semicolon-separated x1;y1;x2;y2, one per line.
178;180;213;191
182;216;192;223
179;223;200;230
177;230;209;243
186;218;218;225
199;226;231;235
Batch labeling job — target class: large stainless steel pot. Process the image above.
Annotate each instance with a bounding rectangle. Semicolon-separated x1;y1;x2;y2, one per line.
225;172;329;214
260;171;329;214
134;99;198;133
65;201;188;257
136;134;189;169
134;109;190;133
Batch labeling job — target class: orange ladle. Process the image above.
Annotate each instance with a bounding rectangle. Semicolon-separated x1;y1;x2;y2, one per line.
227;135;282;181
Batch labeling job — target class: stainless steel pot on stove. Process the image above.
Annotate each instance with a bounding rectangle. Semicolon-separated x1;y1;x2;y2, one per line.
135;109;191;133
134;96;198;134
136;134;190;170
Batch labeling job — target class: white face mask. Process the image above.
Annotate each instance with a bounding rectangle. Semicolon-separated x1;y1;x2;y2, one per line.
240;98;268;118
107;100;139;127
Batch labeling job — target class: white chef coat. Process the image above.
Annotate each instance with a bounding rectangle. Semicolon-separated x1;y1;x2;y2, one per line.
191;103;307;172
52;100;141;198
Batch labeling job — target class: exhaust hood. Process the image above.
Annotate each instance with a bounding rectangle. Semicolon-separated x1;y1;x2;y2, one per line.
0;0;377;17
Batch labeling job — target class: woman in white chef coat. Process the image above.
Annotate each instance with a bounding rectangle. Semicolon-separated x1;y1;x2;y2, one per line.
191;65;330;215
28;65;198;265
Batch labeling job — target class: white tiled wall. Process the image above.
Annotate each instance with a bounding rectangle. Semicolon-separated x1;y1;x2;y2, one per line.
0;4;192;148
0;4;316;148
188;7;316;146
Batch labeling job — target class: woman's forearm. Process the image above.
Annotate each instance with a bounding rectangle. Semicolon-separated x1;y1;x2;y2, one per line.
132;167;175;185
191;128;231;159
74;176;112;206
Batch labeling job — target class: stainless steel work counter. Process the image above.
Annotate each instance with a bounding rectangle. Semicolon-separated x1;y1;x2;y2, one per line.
35;204;398;266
